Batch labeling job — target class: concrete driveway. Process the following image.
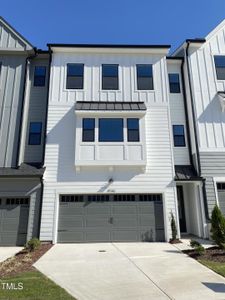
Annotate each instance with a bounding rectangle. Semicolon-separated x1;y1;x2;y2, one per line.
35;243;225;300
0;247;22;263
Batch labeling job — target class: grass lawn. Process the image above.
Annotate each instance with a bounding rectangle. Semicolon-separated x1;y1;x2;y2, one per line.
0;270;75;300
199;259;225;277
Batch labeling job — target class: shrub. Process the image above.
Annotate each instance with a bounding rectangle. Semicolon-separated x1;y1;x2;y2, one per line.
25;238;41;252
211;205;225;247
170;211;177;241
190;239;200;248
195;245;205;256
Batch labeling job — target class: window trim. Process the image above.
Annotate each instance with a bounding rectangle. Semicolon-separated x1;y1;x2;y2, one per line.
66;63;84;90
173;125;186;147
33;66;46;87
28;122;42;145
101;64;119;91
136;64;154;91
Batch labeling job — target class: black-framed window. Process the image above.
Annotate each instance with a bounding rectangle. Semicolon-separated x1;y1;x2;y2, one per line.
217;182;225;190
102;64;118;90
34;66;46;86
214;56;225;80
66;63;84;89
136;64;153;90
169;73;181;93
82;118;95;142
127;118;140;142
173;125;185;147
29;122;42;145
99;118;123;142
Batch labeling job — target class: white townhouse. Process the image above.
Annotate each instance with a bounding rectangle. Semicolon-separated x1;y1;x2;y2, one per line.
173;19;225;233
39;44;206;243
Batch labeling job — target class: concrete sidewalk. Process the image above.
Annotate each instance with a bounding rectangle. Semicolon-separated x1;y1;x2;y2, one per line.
0;247;22;263
35;243;225;300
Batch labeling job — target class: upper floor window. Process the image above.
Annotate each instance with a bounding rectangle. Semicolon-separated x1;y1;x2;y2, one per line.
99;118;123;142
28;122;42;145
136;64;153;90
169;73;181;93
127;118;139;142
66;63;84;89
214;56;225;80
82;118;95;142
34;66;46;87
102;64;118;90
173;125;185;147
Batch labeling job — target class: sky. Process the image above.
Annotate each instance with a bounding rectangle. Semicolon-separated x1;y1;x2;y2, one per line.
1;0;225;52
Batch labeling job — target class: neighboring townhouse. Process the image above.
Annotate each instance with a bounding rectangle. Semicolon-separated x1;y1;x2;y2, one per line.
0;17;49;245
173;19;225;237
40;43;191;243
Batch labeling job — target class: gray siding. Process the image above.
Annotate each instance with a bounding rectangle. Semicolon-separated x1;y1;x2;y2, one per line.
200;152;225;217
0;178;42;242
0;55;26;167
23;57;49;164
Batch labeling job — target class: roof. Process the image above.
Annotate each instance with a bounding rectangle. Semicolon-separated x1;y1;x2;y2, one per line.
0;163;45;177
0;16;34;50
48;43;171;49
175;165;202;181
75;101;147;111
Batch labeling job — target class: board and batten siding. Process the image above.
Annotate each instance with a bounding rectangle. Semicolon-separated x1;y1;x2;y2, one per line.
0;55;26;167
23;57;49;164
40;51;178;242
167;60;190;165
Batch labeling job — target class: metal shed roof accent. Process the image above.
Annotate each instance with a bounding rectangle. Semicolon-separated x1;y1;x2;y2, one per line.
175;165;202;181
75;101;147;111
0;163;45;177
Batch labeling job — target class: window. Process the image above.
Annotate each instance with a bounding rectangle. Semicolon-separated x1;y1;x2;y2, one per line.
34;66;46;86
169;73;181;93
102;64;118;90
214;56;225;80
66;64;84;89
29;122;42;145
82;118;95;142
136;64;153;90
127;118;140;142
99;118;123;142
217;182;225;190
173;125;185;147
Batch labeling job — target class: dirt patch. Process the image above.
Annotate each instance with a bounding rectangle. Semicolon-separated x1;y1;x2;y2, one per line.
169;239;182;244
184;246;225;263
0;243;52;278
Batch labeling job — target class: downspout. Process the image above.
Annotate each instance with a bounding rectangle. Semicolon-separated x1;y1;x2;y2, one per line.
180;58;194;166
185;42;209;220
38;174;44;240
16;48;37;167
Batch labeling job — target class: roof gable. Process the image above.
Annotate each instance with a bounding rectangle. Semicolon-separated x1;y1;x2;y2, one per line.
206;19;225;41
0;16;33;51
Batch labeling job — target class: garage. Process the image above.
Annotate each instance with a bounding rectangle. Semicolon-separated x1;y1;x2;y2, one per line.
0;198;30;246
58;194;164;243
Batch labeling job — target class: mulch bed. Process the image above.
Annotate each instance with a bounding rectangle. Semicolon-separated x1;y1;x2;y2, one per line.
0;243;52;278
169;239;182;244
183;246;225;263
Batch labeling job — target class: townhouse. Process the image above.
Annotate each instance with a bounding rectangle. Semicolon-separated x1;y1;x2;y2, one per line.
1;17;225;245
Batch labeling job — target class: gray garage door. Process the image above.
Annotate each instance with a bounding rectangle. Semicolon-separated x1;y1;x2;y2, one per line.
0;198;29;246
58;194;164;243
217;183;225;215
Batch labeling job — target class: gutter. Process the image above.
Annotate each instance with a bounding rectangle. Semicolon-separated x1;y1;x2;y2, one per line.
185;42;209;220
16;48;37;167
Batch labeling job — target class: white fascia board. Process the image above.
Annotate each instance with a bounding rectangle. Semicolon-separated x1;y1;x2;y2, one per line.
50;47;170;55
75;110;146;117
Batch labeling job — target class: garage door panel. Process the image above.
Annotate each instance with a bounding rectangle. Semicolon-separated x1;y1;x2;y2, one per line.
58;194;165;243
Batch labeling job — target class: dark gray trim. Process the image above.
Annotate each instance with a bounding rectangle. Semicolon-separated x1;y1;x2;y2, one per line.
48;43;171;49
166;56;184;61
0;163;45;177
185;38;206;43
75;101;147;111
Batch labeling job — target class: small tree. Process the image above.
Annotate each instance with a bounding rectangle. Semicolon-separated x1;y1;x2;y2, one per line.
170;211;177;241
211;205;225;247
